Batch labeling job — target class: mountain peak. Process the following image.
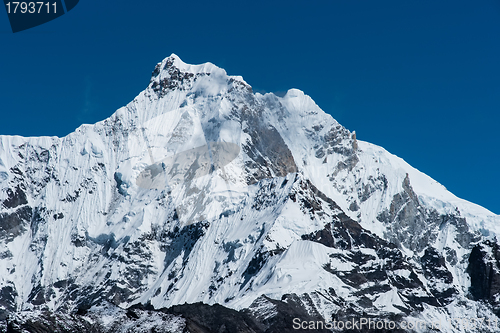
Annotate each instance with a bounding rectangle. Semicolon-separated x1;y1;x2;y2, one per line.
149;54;248;94
162;53;222;75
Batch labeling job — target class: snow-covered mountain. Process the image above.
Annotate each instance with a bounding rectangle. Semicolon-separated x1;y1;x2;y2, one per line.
1;54;500;332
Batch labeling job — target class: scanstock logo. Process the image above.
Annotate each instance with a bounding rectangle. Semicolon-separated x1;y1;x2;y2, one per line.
123;111;245;227
3;0;79;32
134;134;242;227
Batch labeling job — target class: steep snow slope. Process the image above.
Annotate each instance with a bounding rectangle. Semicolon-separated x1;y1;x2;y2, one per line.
0;54;499;332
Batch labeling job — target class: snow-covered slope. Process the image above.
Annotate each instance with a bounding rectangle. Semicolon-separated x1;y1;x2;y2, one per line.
1;54;499;332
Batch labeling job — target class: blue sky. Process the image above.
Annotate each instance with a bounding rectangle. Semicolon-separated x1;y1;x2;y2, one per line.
1;0;499;214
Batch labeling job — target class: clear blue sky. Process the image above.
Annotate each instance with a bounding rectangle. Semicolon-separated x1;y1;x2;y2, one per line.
1;0;499;214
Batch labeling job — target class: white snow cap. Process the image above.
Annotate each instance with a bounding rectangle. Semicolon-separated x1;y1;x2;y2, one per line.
156;53;248;84
166;53;220;75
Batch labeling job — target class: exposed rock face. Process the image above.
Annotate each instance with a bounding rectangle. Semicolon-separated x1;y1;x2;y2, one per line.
300;190;452;314
242;125;297;185
1;54;500;332
467;240;500;315
0;206;31;241
420;247;457;305
377;174;481;256
2;187;27;209
2;299;336;333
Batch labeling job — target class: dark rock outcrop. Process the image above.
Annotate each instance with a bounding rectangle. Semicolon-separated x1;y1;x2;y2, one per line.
467;240;500;315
